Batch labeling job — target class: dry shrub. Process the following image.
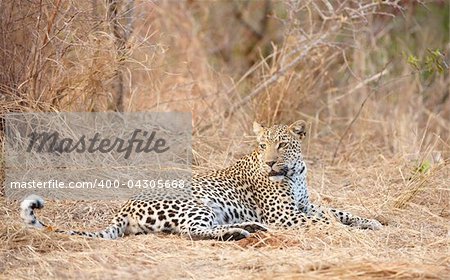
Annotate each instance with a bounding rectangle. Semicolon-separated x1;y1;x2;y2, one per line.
0;0;449;279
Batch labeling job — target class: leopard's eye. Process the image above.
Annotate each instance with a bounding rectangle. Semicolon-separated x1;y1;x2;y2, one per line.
278;142;288;149
259;143;266;149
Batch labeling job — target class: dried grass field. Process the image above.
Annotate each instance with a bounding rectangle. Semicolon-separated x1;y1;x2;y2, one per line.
0;1;449;279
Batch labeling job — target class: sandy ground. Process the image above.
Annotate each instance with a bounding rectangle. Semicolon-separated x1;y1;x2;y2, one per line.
1;151;448;279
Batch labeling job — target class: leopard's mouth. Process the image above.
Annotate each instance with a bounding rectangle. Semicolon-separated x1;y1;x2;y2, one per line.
267;166;290;182
268;170;287;177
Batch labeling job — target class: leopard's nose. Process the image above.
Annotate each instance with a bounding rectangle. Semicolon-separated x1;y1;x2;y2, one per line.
266;161;277;168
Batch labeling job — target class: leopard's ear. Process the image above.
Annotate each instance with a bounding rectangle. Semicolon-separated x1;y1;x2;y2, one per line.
253;121;265;136
289;120;307;140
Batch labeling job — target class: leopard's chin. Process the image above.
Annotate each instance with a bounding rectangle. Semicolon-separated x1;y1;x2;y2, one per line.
268;175;285;182
267;169;287;182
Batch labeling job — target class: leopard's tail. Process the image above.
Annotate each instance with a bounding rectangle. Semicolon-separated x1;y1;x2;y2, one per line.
20;195;129;239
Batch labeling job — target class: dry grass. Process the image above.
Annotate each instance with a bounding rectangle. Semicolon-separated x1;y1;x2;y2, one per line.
0;0;449;279
1;153;448;279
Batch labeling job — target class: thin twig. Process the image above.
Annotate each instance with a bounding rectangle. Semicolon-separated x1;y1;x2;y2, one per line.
331;62;391;164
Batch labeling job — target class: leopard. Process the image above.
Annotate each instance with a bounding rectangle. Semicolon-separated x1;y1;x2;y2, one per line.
21;120;382;241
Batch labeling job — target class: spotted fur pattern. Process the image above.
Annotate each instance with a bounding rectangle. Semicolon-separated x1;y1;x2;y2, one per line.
21;120;382;241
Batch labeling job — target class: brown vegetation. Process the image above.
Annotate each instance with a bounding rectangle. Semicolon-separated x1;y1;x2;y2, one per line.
0;0;449;279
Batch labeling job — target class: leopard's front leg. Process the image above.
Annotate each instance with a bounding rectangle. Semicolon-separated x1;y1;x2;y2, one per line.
259;198;331;228
305;203;382;230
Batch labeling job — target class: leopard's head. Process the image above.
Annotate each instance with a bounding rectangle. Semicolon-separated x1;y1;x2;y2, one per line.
253;120;307;182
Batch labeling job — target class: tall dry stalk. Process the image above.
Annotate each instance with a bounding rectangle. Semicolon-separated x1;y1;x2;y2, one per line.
106;0;135;112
